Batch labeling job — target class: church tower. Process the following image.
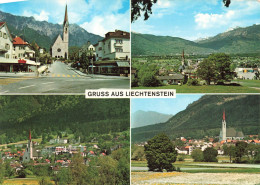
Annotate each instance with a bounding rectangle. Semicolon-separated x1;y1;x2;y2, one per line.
222;110;227;141
181;49;185;66
63;4;69;59
23;130;33;162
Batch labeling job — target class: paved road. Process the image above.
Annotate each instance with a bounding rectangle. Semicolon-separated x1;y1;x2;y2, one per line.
0;61;130;94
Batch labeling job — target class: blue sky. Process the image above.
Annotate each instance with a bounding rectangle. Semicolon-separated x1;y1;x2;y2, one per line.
0;0;130;37
131;95;203;115
132;0;260;41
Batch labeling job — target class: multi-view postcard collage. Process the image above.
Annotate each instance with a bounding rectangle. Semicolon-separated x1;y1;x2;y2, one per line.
0;0;259;184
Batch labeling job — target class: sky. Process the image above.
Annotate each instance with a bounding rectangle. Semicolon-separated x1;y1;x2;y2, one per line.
132;0;260;41
131;94;203;116
0;0;130;37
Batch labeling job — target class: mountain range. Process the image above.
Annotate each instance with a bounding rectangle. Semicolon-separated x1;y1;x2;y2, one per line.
132;95;260;143
0;11;103;50
132;24;260;56
131;110;172;128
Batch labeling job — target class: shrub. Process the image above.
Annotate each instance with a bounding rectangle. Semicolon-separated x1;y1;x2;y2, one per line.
187;79;200;86
191;149;204;162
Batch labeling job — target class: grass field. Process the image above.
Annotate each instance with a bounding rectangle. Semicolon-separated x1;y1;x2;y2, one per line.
133;83;260;93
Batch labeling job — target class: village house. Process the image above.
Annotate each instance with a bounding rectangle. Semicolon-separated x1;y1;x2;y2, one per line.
95;30;130;61
157;74;184;85
0;22;39;72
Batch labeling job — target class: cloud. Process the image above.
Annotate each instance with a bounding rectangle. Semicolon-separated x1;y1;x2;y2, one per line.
194;0;260;29
80;10;130;36
195;10;235;29
0;0;26;4
23;10;50;21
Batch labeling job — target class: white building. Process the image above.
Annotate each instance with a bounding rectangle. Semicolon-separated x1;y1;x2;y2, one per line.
95;30;130;61
0;22;13;60
12;36;35;59
0;22;39;72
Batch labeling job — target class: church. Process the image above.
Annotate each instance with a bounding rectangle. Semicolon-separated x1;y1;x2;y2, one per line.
23;130;41;162
219;110;244;141
51;4;69;59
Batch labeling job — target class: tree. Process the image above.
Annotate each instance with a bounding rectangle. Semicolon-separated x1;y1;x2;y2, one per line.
197;59;217;85
131;0;231;22
208;53;234;84
69;153;88;185
203;147;218;162
235;141;248;163
140;72;161;87
131;0;157;23
223;144;236;163
0;160;5;184
191;149;204;162
131;146;145;161
144;133;177;172
97;157;118;185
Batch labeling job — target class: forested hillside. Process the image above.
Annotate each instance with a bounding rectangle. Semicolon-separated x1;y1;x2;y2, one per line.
132;95;260;143
0;96;129;144
132;24;260;56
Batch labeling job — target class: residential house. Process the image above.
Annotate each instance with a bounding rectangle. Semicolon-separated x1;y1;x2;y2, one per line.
95;30;130;61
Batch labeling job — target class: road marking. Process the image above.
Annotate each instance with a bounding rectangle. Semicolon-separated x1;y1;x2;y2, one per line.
67;75;71;77
77;75;80;77
57;74;60;77
52;74;55;77
72;75;75;77
62;74;66;77
18;85;35;89
42;82;55;85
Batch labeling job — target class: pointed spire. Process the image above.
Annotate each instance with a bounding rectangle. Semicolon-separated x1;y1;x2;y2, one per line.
182;49;185;59
223;109;225;120
63;4;68;25
29;130;31;141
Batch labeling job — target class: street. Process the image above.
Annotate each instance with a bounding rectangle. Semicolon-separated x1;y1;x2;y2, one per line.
0;61;130;94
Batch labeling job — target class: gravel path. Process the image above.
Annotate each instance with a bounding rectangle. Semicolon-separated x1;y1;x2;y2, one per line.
131;172;260;185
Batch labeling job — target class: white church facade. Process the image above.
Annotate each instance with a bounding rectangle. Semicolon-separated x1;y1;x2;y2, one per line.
51;4;69;59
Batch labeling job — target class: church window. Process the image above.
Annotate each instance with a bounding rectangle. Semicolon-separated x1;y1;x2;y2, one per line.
0;31;2;37
57;48;61;52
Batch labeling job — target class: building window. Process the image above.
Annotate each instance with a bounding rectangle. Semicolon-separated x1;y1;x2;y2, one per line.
5;43;10;50
116;39;122;44
116;48;123;52
98;47;102;51
3;33;7;39
19;46;25;50
57;48;61;52
5;54;9;59
0;31;2;37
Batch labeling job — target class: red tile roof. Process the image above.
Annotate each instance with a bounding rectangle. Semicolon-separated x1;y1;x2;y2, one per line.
13;36;28;45
0;22;5;27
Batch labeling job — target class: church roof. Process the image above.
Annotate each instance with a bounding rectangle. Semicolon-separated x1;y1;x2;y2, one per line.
226;128;244;137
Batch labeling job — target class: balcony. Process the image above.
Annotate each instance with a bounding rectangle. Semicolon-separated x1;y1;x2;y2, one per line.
0;45;8;53
114;43;123;47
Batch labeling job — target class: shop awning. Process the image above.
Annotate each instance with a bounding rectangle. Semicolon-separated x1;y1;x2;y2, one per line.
116;61;130;67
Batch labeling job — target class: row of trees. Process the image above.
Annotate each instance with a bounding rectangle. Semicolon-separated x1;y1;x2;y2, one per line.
223;142;260;163
191;141;260;164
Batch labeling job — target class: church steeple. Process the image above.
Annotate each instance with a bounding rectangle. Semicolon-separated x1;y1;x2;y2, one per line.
63;4;69;26
29;130;31;141
222;109;226;141
63;3;69;59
